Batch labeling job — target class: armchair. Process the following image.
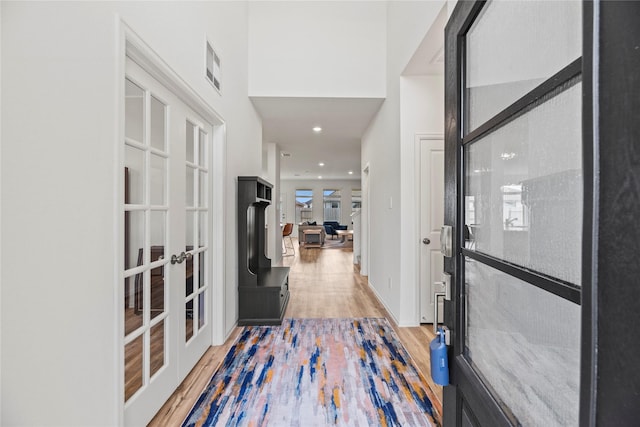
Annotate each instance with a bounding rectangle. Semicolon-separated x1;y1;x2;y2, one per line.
323;221;347;239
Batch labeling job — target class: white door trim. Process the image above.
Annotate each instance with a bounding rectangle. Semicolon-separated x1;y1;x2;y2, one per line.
361;163;370;276
115;19;227;424
415;133;444;325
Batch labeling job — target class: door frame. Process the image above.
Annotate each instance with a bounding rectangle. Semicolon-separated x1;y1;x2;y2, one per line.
116;20;227;425
415;133;444;324
444;1;640;426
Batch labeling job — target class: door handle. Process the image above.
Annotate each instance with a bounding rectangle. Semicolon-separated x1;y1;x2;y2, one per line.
433;289;446;334
170;251;193;265
423;238;431;245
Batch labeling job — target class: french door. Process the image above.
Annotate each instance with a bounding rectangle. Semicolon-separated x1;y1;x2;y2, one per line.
122;57;212;426
443;1;586;426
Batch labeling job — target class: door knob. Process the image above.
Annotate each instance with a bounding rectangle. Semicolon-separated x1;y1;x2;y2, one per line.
423;238;431;245
171;251;192;265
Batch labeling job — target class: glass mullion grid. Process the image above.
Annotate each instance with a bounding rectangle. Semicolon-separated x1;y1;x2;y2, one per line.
148;90;169;380
193;128;210;335
185;125;198;342
123;86;152;396
460;58;583;305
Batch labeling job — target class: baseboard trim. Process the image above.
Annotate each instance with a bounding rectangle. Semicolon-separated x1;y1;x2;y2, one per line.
367;279;400;326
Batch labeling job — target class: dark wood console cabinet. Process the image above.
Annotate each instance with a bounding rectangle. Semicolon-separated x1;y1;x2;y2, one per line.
237;176;289;325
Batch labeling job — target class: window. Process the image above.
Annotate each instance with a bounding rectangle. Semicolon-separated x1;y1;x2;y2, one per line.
351;189;362;214
323;189;341;222
295;189;313;224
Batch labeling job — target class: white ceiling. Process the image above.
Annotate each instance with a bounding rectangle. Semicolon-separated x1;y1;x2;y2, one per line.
251;4;446;182
252;97;384;181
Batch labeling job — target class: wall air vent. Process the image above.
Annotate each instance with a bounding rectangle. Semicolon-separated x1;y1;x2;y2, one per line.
206;40;221;93
281;152;291;157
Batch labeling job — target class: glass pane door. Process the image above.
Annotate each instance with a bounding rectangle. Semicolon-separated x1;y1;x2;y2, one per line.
457;1;583;425
123;57;214;425
185;121;209;343
123;76;169;403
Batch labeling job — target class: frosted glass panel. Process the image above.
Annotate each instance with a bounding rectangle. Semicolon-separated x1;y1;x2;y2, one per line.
465;259;580;427
466;0;581;131
465;80;582;285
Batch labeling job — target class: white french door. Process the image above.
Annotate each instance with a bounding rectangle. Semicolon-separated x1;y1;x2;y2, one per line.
122;57;212;426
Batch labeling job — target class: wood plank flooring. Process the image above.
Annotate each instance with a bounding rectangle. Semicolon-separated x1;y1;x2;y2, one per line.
149;239;443;425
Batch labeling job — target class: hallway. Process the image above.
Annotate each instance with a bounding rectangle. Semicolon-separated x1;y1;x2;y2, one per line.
149;239;442;425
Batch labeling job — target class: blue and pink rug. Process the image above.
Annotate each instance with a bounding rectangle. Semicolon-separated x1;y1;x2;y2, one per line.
183;318;438;427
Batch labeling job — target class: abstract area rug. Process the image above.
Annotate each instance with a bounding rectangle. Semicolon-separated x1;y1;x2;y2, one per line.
183;318;438;427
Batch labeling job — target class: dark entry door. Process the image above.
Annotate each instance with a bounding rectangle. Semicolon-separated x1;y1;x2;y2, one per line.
442;2;586;425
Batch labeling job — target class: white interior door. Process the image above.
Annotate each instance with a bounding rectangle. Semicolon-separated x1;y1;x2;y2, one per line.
419;136;445;323
123;58;212;426
178;110;212;378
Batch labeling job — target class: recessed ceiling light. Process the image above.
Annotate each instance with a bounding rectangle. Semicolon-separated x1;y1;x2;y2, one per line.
318;175;323;179
348;170;353;175
313;126;322;133
318;162;325;167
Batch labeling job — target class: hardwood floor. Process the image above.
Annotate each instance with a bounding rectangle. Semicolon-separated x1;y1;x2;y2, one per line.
149;239;443;425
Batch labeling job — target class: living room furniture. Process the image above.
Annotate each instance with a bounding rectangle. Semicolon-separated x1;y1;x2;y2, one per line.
298;224;326;245
237;176;290;326
282;223;295;256
336;229;354;243
301;229;323;248
323;221;348;239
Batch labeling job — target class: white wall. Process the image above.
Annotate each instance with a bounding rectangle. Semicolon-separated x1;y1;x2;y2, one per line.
361;1;444;324
0;2;3;414
264;142;282;263
1;2;261;425
399;76;445;325
280;179;361;238
248;1;386;98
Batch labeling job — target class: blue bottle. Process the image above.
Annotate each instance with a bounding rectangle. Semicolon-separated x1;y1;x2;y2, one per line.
430;328;449;386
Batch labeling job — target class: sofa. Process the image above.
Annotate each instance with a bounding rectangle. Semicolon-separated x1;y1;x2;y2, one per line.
298;222;326;245
323;221;348;239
